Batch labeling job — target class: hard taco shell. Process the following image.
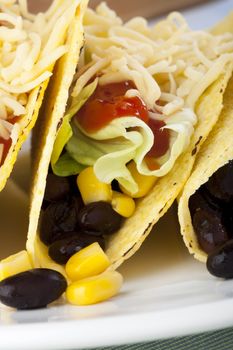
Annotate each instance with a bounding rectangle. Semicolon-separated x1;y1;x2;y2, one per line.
27;1;88;274
178;73;233;262
178;12;233;262
0;1;84;193
27;11;233;273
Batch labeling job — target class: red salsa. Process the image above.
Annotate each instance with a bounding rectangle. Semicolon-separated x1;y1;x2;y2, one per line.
144;156;160;171
0;137;12;166
147;119;170;158
75;80;170;161
0;116;20;166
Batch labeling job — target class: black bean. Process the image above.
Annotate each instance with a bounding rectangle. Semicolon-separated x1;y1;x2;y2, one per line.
44;174;70;202
222;205;233;239
78;201;123;235
207;239;233;278
189;189;228;253
189;188;220;216
49;234;105;264
40;197;83;245
41;200;50;211
68;175;81;196
192;210;228;254
0;269;67;310
205;160;233;203
81;229;103;237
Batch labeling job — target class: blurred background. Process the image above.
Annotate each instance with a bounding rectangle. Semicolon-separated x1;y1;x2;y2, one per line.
29;0;210;20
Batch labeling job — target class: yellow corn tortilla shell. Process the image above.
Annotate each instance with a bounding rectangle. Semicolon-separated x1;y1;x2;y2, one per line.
178;74;233;263
27;1;88;269
0;3;81;194
211;11;233;35
107;66;233;268
0;75;49;194
27;13;233;273
177;11;233;263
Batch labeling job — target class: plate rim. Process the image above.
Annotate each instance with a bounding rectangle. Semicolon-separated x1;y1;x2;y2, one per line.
1;297;233;350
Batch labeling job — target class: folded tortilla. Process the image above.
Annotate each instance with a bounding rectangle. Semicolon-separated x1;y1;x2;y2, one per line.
178;71;233;263
27;5;233;275
178;13;233;262
0;0;86;193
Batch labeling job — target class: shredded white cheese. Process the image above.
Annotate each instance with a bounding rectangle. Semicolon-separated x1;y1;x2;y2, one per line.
70;2;233;180
77;4;233;110
0;0;80;161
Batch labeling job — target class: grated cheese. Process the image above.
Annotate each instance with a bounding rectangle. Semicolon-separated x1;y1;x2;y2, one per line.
0;0;80;165
79;4;233;111
69;3;233;179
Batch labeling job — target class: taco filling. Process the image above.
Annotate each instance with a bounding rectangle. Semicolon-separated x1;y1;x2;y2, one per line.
177;67;233;280
37;4;233;268
1;5;233;310
189;156;233;278
188;159;233;279
0;0;79;167
189;161;233;256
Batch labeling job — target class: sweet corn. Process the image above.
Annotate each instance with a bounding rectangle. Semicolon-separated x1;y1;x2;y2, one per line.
120;161;157;198
66;270;123;305
0;250;32;281
111;191;135;217
77;166;112;205
65;242;110;281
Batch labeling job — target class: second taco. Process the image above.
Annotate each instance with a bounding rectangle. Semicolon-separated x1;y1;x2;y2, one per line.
26;4;233;277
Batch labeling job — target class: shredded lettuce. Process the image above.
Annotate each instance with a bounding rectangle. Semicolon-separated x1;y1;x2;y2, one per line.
51;78;98;175
51;77;196;193
52;152;86;177
67;117;154;193
65;107;196;194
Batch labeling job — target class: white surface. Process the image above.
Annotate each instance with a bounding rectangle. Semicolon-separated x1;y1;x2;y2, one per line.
0;1;233;349
2;206;233;350
177;0;232;29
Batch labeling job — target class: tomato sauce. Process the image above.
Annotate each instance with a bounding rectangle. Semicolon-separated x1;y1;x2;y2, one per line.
146;119;170;158
0;116;20;166
144;156;160;171
0;137;12;166
76;81;149;132
75;80;170;160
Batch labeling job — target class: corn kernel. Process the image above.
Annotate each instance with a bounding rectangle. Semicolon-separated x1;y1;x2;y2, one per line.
111;191;135;217
120;161;157;198
0;250;32;281
66;270;123;305
77;166;112;205
65;242;110;281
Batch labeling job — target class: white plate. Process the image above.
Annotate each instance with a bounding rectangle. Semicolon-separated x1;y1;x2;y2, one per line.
2;201;233;350
0;1;233;349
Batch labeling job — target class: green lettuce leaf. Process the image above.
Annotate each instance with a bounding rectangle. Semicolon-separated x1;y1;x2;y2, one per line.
52;152;85;177
51;73;196;192
66;117;154;194
65;107;196;194
51;78;98;175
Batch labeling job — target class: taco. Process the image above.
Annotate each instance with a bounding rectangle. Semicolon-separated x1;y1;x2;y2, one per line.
177;13;233;274
21;3;233;282
0;0;87;192
178;74;233;272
